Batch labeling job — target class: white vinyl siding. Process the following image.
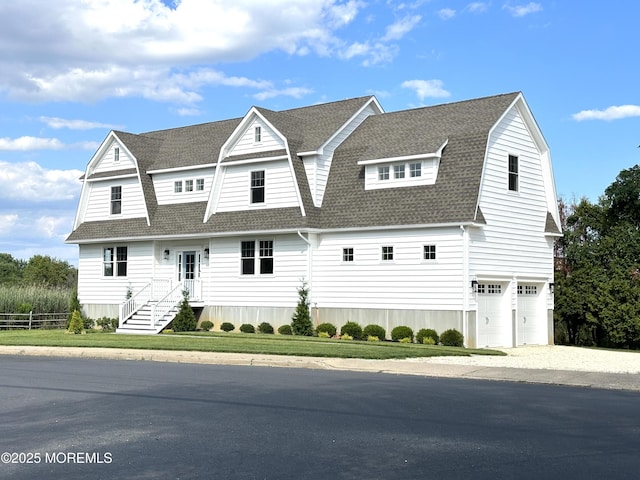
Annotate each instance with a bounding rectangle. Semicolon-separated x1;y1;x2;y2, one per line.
313;228;463;310
77;242;153;305
228;119;284;156
83;178;146;221
216;160;298;212
153;169;214;205
208;235;308;307
92;140;135;173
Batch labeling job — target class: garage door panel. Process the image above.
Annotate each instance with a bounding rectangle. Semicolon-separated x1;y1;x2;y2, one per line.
477;283;509;348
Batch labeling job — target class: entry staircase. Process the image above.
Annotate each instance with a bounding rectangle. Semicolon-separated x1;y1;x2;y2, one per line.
116;278;200;334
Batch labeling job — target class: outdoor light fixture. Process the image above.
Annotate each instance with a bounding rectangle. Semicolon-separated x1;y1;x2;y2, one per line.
204;248;210;259
471;279;478;293
549;282;555;294
163;249;170;260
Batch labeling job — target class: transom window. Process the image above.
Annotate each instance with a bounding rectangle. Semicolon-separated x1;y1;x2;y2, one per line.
110;186;122;215
343;247;354;262
508;154;519;192
477;283;502;294
382;246;394;261
518;285;538;295
103;246;127;277
251;170;265;203
423;244;436;260
378;166;390;180
241;240;274;275
394;164;405;179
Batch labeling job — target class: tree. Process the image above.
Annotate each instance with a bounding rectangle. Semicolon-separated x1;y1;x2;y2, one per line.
0;253;26;285
171;290;196;332
22;255;77;288
291;281;313;336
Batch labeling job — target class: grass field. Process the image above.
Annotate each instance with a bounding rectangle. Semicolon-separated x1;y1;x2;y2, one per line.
0;329;506;360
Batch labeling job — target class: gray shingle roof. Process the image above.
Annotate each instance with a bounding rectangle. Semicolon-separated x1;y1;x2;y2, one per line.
67;92;532;242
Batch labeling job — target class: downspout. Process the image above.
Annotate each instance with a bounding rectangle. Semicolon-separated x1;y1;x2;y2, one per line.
460;225;469;346
297;230;314;322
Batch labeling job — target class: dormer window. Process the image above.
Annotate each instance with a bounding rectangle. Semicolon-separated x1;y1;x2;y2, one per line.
409;162;421;177
394;164;405;179
254;126;262;143
378;166;390;180
114;147;120;162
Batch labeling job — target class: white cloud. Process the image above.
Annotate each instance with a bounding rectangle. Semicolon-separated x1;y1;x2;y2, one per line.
401;79;451;100
382;14;422;41
0;161;83;202
0;136;97;151
39;117;122;130
465;2;490;14
438;9;456;20
253;87;314;101
503;2;543;17
0;1;370;105
0;214;18;235
572;105;640;122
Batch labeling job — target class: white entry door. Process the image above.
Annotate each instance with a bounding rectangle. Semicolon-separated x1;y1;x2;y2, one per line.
177;251;200;299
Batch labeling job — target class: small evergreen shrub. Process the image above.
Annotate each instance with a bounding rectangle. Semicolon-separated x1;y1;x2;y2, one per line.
278;324;293;335
399;337;412;343
291;281;313;336
220;322;235;332
391;326;414;342
162;329;174;334
258;322;274;334
171;290;197;332
316;322;337;337
200;320;214;331
422;336;436;345
440;328;464;347
96;317;118;331
416;328;439;345
340;333;353;340
340;321;363;340
367;335;380;342
240;323;255;333
318;331;330;338
363;324;386;341
66;310;84;335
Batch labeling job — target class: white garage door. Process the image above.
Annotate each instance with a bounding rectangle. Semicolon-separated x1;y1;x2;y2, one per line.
517;284;544;345
477;283;509;348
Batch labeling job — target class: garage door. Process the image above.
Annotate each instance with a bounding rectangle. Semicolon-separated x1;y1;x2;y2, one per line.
477;283;509;347
517;284;544;345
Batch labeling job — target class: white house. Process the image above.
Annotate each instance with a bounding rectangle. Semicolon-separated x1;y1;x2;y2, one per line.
66;92;561;347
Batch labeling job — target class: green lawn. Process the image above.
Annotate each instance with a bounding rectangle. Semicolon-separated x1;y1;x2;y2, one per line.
0;329;505;360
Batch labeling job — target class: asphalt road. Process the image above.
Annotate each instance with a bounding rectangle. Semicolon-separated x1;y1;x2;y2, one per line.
1;356;639;480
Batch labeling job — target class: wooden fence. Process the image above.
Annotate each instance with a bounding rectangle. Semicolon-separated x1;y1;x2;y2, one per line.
0;312;67;330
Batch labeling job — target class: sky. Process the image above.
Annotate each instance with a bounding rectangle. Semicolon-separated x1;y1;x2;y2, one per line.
0;0;639;266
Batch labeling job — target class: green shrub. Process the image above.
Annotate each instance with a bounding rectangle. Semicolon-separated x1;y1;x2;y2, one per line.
399;337;411;343
340;333;353;340
391;326;414;342
363;324;386;340
422;336;436;345
440;328;464;347
258;322;274;334
96;317;118;331
278;324;293;335
316;322;337;337
367;335;380;342
200;320;214;331
66;310;84;335
291;281;313;336
220;322;235;332
416;328;439;345
340;321;363;340
318;331;330;338
171;290;197;332
240;323;255;333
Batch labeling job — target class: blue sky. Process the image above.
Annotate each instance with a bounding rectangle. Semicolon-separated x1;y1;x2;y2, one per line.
1;0;638;266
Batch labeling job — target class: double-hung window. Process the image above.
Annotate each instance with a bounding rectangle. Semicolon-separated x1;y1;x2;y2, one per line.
110;186;122;215
251;170;265;204
241;240;273;275
508;154;519;192
103;246;127;277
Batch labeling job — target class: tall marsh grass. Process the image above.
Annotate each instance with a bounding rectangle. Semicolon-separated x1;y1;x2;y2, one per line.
0;285;71;313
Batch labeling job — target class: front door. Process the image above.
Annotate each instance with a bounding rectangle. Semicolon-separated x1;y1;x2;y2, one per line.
178;251;199;299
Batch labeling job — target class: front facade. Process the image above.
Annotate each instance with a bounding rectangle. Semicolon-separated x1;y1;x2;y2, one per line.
66;92;561;347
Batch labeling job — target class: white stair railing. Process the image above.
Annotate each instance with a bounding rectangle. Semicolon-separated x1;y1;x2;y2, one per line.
151;283;185;330
119;282;151;328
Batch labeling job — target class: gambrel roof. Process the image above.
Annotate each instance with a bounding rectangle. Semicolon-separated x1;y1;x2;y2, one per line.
67;92;560;243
